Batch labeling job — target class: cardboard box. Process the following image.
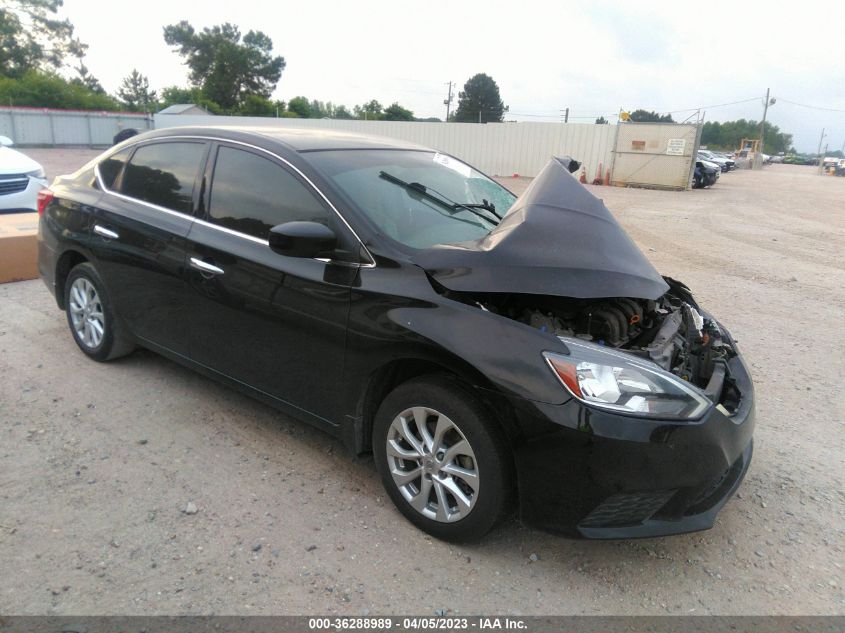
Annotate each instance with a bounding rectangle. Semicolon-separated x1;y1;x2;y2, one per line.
0;212;39;284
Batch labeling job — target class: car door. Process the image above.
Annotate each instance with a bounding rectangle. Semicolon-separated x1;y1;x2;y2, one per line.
182;142;358;423
90;140;208;355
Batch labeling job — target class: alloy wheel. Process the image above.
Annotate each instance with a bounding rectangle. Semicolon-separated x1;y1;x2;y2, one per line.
68;277;105;349
385;406;479;523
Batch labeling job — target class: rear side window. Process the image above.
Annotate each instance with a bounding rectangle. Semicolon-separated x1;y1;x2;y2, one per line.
98;148;131;189
208;146;331;240
121;142;205;213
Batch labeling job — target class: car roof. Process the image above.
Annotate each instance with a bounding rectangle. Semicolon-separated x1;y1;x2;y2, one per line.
148;125;431;153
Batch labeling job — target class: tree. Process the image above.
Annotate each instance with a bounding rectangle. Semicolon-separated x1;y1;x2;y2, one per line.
71;62;103;94
595;116;608;124
383;102;414;121
237;94;275;116
333;104;354;119
354;99;383;120
0;0;86;78
700;119;793;154
159;84;221;114
118;69;157;112
0;70;119;110
163;21;285;110
287;96;310;118
628;109;674;123
453;73;506;123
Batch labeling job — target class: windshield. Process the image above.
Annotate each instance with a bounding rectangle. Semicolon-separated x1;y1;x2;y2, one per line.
307;149;517;249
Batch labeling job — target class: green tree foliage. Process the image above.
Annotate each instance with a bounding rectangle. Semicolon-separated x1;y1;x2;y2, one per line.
383;102;414;121
628;109;674;123
333;104;354;119
354;99;383;120
595;116;608;124
0;0;86;77
118;69;158;112
237;94;274;116
701;119;793;154
163;21;285;110
0;69;119;109
71;62;104;94
286;95;310;118
159;85;221;114
453;73;506;123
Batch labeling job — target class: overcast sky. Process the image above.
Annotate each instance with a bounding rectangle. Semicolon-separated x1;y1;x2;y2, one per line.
61;0;844;152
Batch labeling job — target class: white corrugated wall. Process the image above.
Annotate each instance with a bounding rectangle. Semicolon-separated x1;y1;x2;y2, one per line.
153;115;617;180
0;108;152;146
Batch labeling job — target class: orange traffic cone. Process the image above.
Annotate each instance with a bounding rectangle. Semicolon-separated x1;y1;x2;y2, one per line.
579;168;587;184
592;162;603;185
604;168;611;186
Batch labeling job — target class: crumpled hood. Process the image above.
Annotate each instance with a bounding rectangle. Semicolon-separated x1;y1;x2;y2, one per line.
412;157;669;300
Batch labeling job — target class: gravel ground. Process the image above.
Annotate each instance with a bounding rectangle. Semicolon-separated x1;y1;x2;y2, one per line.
0;151;843;616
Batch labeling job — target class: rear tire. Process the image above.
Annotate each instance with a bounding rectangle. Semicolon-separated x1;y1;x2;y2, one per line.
373;376;514;542
64;262;134;362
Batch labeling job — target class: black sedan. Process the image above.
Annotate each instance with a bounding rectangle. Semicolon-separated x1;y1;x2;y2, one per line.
37;127;755;541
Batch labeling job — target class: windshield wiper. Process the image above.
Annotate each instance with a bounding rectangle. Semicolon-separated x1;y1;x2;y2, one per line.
379;171;500;226
458;200;501;219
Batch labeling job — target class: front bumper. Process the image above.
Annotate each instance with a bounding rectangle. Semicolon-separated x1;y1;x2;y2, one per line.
0;175;46;213
510;345;755;539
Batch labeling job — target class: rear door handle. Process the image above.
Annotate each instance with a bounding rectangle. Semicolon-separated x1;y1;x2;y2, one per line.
94;224;119;240
189;257;224;276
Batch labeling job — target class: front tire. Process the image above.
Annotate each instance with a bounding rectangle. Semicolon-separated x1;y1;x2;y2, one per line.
64;262;134;361
373;376;514;542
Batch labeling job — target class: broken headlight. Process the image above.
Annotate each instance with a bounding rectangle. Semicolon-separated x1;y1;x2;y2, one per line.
544;338;711;420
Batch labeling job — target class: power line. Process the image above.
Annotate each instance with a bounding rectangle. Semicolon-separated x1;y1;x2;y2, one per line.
665;97;761;114
776;97;845;113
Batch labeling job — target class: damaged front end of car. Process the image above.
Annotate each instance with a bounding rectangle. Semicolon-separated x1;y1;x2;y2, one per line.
432;278;743;420
409;156;755;537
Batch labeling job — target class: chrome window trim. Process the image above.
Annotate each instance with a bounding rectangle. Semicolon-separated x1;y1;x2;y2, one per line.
94;134;376;267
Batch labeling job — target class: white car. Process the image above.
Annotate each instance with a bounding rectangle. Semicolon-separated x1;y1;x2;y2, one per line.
0;136;47;213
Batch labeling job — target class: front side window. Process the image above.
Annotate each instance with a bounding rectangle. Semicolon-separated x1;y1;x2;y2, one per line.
207;146;331;240
120;142;205;213
98;148;131;189
307;150;517;249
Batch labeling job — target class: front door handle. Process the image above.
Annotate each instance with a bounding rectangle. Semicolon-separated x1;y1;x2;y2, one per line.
189;257;224;276
94;224;119;240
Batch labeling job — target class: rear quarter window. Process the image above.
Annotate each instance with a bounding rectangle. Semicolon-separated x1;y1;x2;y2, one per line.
98;148;131;189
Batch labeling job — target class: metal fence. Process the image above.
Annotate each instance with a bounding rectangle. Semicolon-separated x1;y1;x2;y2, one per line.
154;115;617;180
611;122;701;191
1;107;702;188
0;107;153;148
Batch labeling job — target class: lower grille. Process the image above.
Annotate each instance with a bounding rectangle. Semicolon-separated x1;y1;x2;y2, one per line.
0;175;29;196
580;489;677;528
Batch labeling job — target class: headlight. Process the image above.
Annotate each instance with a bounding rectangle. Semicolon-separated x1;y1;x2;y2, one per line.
26;168;46;179
544;338;711;420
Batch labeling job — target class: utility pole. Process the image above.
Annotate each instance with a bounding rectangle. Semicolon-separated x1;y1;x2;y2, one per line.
816;128;826;174
443;81;453;122
759;88;772;155
561;107;569;123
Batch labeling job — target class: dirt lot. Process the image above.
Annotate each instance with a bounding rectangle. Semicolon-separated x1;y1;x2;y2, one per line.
1;151;843;616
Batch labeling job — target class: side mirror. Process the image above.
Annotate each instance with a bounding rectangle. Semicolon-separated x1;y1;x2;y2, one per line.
0;135;14;147
269;221;337;259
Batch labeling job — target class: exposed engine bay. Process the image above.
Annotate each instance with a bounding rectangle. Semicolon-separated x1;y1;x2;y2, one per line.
437;277;740;411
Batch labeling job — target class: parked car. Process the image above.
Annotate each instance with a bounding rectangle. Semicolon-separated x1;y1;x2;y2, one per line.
37;127;755;541
698;150;733;172
694;159;720;188
0;135;48;213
